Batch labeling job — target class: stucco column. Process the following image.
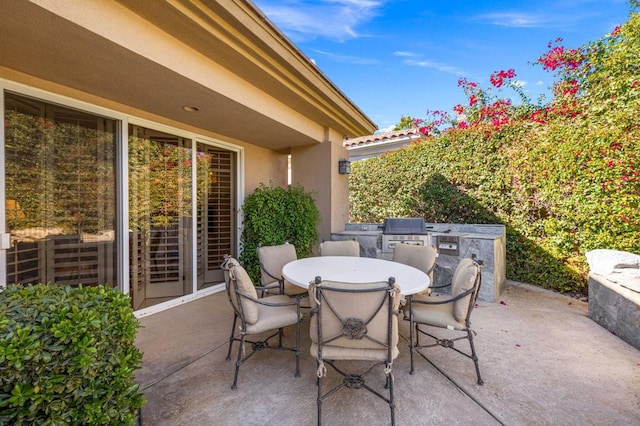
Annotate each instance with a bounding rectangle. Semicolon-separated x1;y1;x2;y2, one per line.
290;130;349;243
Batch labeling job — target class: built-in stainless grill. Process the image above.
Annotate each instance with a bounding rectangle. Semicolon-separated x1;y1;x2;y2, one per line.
381;218;431;253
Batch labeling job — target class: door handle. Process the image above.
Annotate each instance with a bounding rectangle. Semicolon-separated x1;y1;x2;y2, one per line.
0;233;11;249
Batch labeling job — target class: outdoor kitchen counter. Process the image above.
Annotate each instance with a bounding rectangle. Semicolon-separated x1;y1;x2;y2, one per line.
331;222;506;302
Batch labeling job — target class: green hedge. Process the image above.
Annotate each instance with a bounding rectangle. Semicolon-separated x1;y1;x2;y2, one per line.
239;183;320;283
0;284;145;425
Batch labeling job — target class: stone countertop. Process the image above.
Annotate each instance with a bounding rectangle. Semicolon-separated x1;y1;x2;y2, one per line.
335;229;503;240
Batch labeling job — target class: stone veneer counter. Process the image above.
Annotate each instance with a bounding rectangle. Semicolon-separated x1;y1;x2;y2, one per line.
331;223;506;303
588;273;640;351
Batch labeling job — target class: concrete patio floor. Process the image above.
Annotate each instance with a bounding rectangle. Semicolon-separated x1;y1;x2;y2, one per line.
134;281;640;425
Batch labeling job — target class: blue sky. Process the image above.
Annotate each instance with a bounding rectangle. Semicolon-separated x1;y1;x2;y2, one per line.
252;0;632;133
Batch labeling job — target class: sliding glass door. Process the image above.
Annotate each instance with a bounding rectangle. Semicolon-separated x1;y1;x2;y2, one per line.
128;125;194;310
3;89;239;312
3;92;118;287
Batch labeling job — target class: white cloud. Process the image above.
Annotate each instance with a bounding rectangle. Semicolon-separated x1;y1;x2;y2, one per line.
393;51;418;57
475;12;545;28
312;49;379;65
254;0;384;42
402;59;466;76
376;124;396;133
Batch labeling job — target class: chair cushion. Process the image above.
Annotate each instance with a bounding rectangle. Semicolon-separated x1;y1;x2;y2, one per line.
284;279;307;296
410;295;466;330
320;240;360;257
309;281;401;360
393;244;437;277
229;265;259;324
451;258;479;322
310;343;399;361
245;295;299;334
258;243;299;294
393;244;437;294
221;256;240;288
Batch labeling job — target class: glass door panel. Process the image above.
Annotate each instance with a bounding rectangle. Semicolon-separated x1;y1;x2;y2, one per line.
129;125;193;309
196;143;236;289
4;92;117;288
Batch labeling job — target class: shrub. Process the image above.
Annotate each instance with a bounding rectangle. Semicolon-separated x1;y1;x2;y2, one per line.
239;183;320;283
0;284;145;425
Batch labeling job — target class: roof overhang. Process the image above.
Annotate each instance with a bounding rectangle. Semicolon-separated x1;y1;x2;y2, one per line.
345;129;422;161
0;0;377;150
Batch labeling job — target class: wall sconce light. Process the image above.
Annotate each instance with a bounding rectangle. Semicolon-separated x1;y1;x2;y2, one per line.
338;159;351;174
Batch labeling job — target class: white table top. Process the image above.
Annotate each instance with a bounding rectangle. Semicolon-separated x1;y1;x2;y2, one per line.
282;256;430;296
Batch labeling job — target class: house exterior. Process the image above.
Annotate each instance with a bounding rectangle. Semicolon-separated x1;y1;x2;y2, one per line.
0;0;376;315
344;128;422;161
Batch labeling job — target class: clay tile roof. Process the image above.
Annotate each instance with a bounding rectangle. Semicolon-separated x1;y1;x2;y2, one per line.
343;128;421;148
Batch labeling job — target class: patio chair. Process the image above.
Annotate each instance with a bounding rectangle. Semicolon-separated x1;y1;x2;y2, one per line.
309;276;401;425
221;255;301;390
392;243;438;287
404;257;484;385
319;239;360;257
257;243;307;297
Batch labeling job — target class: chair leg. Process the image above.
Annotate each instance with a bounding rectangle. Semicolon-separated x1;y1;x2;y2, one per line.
387;367;396;426
225;314;238;361
317;361;323;426
467;329;483;385
295;322;301;378
409;310;415;375
231;331;246;390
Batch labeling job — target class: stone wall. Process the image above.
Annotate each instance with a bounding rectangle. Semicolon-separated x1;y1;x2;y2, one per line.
587;249;640;351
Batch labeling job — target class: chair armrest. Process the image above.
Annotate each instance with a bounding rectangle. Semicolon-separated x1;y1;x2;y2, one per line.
411;287;475;306
429;282;452;290
259;262;285;292
259;262;283;282
237;289;300;307
255;283;280;292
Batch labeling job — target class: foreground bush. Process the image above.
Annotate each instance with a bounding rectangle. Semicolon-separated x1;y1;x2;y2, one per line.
0;284;145;424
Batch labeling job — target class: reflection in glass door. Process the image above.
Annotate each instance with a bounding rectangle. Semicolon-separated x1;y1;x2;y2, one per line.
4;92;118;288
128;126;193;310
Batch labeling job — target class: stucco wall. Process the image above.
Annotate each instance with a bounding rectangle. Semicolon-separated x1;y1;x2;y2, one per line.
242;145;288;194
291;128;349;242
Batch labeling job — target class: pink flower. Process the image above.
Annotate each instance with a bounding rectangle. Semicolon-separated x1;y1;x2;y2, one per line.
490;69;516;88
469;95;478;106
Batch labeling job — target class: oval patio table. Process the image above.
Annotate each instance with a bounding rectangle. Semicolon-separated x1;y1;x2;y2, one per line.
282;256;430;296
